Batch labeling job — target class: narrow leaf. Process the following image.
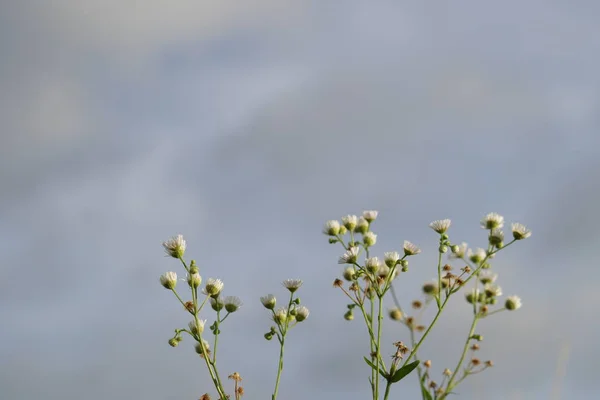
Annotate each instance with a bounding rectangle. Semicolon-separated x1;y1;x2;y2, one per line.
363;357;388;379
390;360;420;383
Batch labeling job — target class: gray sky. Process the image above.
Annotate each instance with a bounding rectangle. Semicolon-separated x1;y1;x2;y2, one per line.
1;1;599;399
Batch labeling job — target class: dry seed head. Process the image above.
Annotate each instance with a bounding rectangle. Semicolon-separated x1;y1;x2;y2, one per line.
333;278;344;288
424;360;432;368
471;358;481;366
412;300;422;309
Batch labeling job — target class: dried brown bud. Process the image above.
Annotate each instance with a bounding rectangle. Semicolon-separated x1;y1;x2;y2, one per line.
333;279;343;288
471;358;481;366
416;325;426;332
443;264;452;271
471;343;480;351
412;300;423;309
228;372;242;382
485;360;493;367
184;301;195;313
424;360;432;368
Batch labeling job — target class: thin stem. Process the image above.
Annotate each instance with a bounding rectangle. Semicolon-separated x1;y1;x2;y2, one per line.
374;295;384;399
272;336;285;400
441;314;480;399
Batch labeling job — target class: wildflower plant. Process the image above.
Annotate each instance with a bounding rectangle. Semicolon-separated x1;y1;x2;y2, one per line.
159;211;530;399
159;235;308;400
324;211;530;400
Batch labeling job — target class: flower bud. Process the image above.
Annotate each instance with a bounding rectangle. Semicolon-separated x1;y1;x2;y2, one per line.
187;273;202;288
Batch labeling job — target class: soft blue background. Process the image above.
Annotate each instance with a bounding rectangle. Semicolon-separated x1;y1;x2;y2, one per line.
1;1;599;399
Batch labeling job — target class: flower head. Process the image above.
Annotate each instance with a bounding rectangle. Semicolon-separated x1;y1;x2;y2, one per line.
356;217;370;234
224;296;243;313
488;228;504;246
363;210;378;222
363;231;377;247
429;219;451;234
384;251;400;268
188;319;206;335
341;215;358;231
450;242;468;259
365;257;381;274
187;272;202;288
159;271;178;289
203;278;224;297
511;223;532;240
162;234;186;258
273;307;288;324
210;296;224;311
468;248;487;264
403;240;421;256
505;295;522;310
282;279;303;293
295;306;310;322
260;294;276;310
479;271;498;285
323;220;341;236
342;266;357;281
484;284;502;298
481;213;504;230
338;246;360;264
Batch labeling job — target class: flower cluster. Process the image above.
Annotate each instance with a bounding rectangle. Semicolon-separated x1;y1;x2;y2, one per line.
324;211;530;400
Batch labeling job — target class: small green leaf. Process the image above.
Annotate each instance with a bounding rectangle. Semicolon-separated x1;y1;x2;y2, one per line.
420;385;433;400
363;357;388;379
390;360;420;383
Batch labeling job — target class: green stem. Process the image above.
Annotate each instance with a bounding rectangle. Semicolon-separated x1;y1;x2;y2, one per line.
375;295;384;399
404;296;449;366
272;336;285;400
441;314;480;399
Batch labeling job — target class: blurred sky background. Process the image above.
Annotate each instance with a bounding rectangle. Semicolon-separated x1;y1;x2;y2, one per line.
1;1;599;399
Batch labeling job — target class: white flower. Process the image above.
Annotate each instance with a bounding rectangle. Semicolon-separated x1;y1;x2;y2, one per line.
224;296;243;313
282;279;303;293
468;248;487;264
365;257;381;274
187;272;202;288
363;231;377;246
338;246;360;264
488;228;504;246
273;307;288;324
362;210;379;222
162;234;186;258
159;271;178;289
505;295;522;311
260;294;276;309
479;271;498;285
481;213;504;230
511;223;532;240
342;215;359;231
450;242;468;259
188;319;206;335
484;284;502;297
295;306;310;322
203;278;224;296
356;217;370;233
403;241;421;256
342;266;357;281
429;219;451;234
384;251;400;267
210;296;224;311
323;220;341;236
